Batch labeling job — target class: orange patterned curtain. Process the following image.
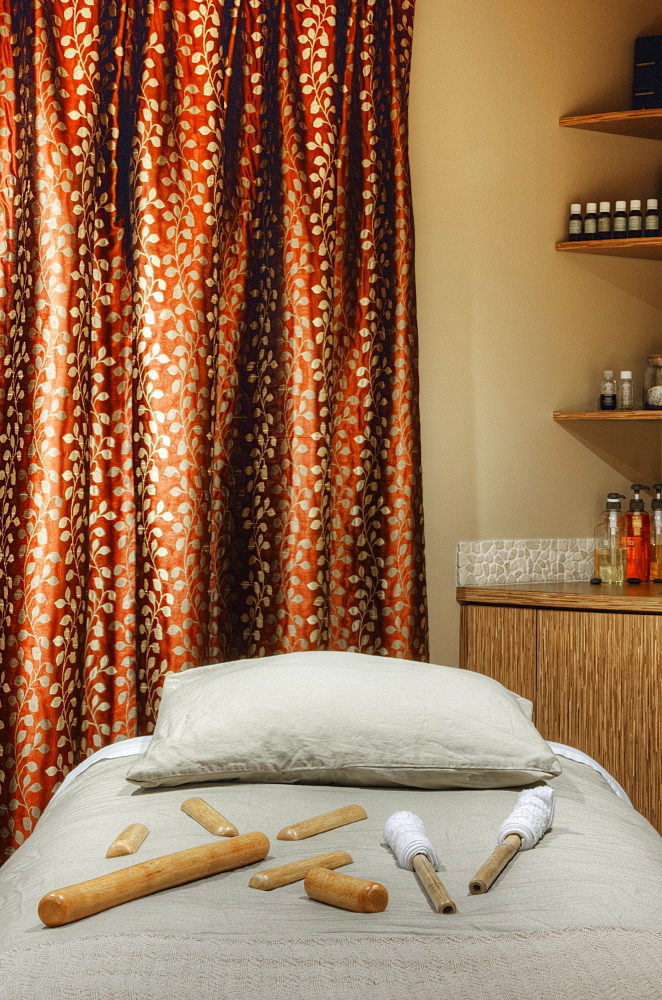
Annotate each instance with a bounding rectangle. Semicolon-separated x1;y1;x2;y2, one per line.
0;0;426;861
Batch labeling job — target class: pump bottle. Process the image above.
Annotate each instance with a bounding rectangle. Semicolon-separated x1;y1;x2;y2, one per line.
625;484;650;582
594;493;626;583
650;484;662;582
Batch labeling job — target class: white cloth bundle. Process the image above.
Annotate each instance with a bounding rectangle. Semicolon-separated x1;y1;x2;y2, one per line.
497;786;556;851
383;811;440;871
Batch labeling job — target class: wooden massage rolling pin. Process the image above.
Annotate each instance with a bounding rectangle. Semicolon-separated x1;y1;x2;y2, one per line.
38;831;270;927
249;850;353;890
469;786;556;894
277;804;367;841
304;867;388;913
384;811;456;914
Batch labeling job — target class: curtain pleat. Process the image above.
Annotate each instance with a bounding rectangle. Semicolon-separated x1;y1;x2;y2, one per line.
0;0;427;863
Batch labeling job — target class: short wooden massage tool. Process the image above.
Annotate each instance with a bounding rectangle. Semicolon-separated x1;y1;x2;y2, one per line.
383;811;456;914
38;831;270;927
276;804;367;841
180;797;239;837
469;785;556;894
304;867;389;913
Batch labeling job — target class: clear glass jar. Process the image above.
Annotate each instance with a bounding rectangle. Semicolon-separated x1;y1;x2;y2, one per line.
644;355;662;410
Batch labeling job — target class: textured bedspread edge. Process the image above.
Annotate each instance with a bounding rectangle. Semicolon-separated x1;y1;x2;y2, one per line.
1;927;660;1000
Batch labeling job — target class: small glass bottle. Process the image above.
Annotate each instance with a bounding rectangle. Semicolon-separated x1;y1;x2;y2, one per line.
612;200;627;237
597;201;612;240
568;203;582;241
599;370;617;410
583;202;598;240
628;199;642;237
618;371;634;410
643;354;662;409
645;198;660;236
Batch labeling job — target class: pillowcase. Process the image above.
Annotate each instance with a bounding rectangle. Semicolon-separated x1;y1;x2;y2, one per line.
126;651;560;790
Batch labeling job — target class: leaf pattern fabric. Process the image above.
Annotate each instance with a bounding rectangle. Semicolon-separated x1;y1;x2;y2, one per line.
0;0;427;863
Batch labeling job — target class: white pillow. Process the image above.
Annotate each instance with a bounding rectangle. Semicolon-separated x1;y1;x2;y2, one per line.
126;651;560;789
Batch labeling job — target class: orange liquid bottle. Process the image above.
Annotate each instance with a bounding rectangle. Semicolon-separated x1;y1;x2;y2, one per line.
625;484;650;582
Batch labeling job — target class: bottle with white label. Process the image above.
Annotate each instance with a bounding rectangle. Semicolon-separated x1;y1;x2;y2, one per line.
645;198;660;236
583;202;598;240
628;199;642;238
599;370;617;410
613;201;627;237
568;203;582;241
618;371;634;410
597;201;612;240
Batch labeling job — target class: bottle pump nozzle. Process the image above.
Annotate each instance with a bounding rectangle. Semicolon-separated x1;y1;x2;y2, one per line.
606;493;625;509
629;484;650;510
652;484;662;510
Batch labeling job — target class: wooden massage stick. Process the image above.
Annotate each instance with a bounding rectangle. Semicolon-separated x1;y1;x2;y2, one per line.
249;850;353;890
277;804;367;841
469;786;555;894
106;823;150;858
383;811;456;914
181;797;239;837
304;867;388;913
38;831;270;927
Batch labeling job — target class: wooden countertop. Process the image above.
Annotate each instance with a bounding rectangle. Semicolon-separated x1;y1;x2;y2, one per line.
456;581;662;612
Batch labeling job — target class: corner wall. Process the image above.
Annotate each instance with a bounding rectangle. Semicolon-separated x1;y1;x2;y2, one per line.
409;0;662;666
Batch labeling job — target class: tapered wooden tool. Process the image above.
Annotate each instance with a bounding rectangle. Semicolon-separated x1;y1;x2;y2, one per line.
249;850;353;890
469;834;522;894
38;831;270;927
106;823;149;858
304;867;388;913
277;805;367;841
412;854;456;914
181;797;239;837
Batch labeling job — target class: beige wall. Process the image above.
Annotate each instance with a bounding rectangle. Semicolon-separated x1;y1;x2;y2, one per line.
410;0;662;666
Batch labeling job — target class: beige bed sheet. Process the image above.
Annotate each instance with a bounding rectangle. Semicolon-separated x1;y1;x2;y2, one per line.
0;752;660;997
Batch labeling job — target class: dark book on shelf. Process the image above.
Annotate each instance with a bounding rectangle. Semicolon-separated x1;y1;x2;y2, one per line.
632;35;662;109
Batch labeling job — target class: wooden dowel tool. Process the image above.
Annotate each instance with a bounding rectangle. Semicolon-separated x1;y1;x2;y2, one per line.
383;811;456;914
38;831;270;927
412;854;456;914
469;786;555;894
106;823;149;858
469;834;522;894
249;850;353;890
277;804;367;841
304;867;388;913
181;797;239;837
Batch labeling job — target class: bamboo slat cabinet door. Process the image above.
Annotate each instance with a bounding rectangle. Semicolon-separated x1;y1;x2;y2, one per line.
536;608;662;834
459;604;537;707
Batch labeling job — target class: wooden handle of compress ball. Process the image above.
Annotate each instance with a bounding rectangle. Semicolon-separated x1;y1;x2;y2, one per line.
304;867;388;913
249;850;353;890
412;854;456;914
181;797;239;837
469;834;522;894
38;831;270;927
277;805;367;841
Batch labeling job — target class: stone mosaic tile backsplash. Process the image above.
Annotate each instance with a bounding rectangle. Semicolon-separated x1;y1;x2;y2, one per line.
457;538;594;586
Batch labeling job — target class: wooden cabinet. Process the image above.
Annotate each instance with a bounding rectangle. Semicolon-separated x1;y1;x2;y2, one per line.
457;582;662;834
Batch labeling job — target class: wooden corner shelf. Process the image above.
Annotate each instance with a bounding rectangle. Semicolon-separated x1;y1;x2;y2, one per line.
554;410;662;421
559;108;662;140
556;237;662;259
